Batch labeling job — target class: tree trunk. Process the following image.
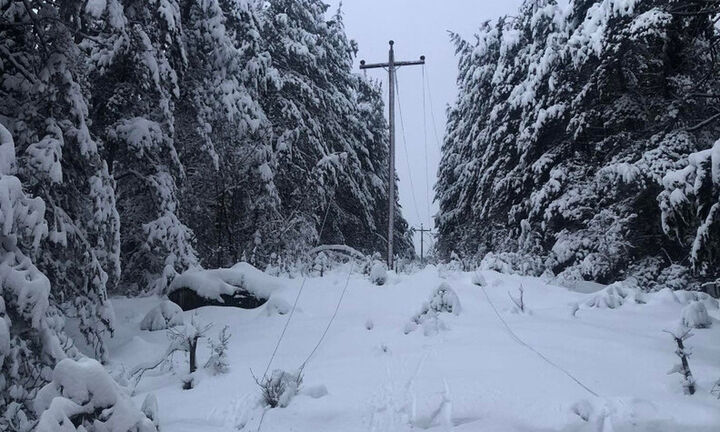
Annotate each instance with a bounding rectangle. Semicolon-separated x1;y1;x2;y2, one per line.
189;337;198;373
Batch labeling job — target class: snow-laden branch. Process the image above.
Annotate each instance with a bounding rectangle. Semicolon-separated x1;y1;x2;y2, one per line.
308;244;366;259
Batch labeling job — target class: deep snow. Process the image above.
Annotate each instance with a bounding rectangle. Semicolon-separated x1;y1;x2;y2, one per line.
107;266;720;431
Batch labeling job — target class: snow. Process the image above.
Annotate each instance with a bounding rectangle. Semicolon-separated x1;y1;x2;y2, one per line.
168;262;281;300
682;301;713;329
369;261;388;285
35;357;156;432
103;266;720;431
140;300;184;331
85;0;107;19
0;123;16;175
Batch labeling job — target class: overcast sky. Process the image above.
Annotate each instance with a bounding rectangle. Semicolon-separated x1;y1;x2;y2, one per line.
324;0;524;254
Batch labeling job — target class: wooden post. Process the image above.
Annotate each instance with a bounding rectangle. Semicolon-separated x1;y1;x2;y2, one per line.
360;42;425;270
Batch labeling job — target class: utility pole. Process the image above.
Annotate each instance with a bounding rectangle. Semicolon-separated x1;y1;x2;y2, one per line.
360;41;425;270
416;224;432;263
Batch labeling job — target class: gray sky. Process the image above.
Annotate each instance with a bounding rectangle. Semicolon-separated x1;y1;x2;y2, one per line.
325;0;524;254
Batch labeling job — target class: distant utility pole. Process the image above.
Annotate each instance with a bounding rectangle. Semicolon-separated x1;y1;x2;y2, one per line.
416;224;433;262
360;41;425;270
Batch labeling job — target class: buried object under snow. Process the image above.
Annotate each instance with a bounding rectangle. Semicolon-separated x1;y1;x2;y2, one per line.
167;263;280;311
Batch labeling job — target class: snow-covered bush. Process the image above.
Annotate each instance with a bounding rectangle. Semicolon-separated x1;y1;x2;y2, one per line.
141;394;159;430
312;252;330;277
34;357;157;432
140;301;184;331
479;252;545;277
405;283;461;336
369;261;388;286
673;290;719;310
443;251;465;273
681;302;712;329
712;379;720;399
584;282;644;309
257;369;303;408
205;326;231;375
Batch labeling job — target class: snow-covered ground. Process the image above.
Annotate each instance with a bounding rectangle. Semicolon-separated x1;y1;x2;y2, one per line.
107;266;720;431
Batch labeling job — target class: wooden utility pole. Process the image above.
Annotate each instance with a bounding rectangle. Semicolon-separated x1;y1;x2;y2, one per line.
360;41;425;269
416;224;432;262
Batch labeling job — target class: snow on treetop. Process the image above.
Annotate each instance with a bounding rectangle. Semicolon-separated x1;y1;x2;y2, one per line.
168;262;282;300
85;0;107;19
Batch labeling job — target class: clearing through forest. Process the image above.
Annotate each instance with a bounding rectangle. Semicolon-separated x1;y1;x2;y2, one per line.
109;265;720;431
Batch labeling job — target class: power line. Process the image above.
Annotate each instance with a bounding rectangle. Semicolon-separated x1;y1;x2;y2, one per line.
300;262;354;372
394;71;425;224
423;65;443;150
260;201;332;378
478;283;600;398
422;65;432;224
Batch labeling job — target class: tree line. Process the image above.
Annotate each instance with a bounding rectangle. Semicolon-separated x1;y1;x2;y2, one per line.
436;0;720;289
0;0;411;426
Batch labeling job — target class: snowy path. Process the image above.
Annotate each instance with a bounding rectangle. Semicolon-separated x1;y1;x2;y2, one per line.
108;267;720;431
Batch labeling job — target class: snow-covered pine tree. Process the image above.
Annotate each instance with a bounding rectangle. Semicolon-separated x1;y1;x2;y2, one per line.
0;0;120;361
260;1;412;263
0;123;74;430
317;7;413;257
436;0;720;286
83;0;199;294
661;139;720;281
175;0;279;269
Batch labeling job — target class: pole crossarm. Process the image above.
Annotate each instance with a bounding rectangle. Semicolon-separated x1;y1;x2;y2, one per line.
415;224;433;262
360;59;425;69
359;40;425;270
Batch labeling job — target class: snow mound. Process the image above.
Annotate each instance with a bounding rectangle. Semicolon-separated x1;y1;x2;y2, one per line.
673;290;719;310
34;357;156;432
584;282;644;309
405;283;461;336
141;394;159;429
681;301;712;329
168;263;281;310
140;300;183;331
169;262;279;299
470;270;487;286
369;261;388;286
264;296;291;316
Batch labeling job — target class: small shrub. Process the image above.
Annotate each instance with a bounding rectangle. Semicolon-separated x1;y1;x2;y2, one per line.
168;314;211;382
205;326;231;375
681;301;712;329
256;369;303;408
405;283;461;335
665;325;696;395
141;394;159;429
369;261;388;285
509;285;526;313
711;379;720;399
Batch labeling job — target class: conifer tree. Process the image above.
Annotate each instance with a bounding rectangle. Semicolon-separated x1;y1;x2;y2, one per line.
84;0;199;293
436;0;720;285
